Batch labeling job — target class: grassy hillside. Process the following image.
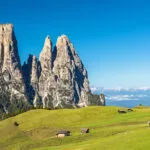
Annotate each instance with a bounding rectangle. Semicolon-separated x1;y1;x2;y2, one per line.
0;106;150;150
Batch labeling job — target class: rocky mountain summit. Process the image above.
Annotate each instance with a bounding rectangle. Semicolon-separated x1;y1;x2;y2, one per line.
0;24;104;118
22;35;90;108
0;24;27;102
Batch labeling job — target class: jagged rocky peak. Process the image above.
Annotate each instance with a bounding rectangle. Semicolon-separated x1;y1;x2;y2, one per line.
38;36;53;101
0;24;13;36
0;23;27;104
0;24;22;80
22;54;40;103
0;24;103;113
53;35;73;80
32;34;91;108
52;34;90;107
31;55;39;83
56;34;70;46
40;36;52;73
0;24;14;46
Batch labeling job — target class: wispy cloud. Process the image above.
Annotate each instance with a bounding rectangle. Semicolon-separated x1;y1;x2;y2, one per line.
106;94;148;101
90;86;150;93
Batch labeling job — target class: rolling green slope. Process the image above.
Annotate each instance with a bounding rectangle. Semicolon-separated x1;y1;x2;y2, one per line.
0;106;150;150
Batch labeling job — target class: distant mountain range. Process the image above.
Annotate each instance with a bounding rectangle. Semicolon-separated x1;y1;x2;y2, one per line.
91;87;150;108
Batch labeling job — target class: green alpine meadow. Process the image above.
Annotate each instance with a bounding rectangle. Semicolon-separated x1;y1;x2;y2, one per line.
0;106;150;150
1;0;150;149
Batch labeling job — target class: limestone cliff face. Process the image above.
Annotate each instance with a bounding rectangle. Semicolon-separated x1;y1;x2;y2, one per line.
23;35;91;108
39;36;53;101
0;24;27;103
22;54;40;105
38;35;90;108
0;24;21;79
53;35;90;107
0;24;99;110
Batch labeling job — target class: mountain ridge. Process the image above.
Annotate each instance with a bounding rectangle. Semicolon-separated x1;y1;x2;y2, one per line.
0;24;105;119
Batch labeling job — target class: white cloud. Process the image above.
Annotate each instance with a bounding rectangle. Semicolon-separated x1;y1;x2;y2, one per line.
90;86;150;93
106;94;148;101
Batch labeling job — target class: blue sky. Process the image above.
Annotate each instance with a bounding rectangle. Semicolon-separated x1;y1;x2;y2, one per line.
0;0;150;88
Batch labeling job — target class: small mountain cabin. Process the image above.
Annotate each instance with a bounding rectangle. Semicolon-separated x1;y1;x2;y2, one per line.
118;109;127;114
81;128;90;134
56;130;70;138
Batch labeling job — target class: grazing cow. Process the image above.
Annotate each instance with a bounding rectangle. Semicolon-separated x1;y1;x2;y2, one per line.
118;109;127;114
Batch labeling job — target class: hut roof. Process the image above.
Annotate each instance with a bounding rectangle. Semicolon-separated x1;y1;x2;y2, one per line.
81;128;89;132
56;130;70;135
